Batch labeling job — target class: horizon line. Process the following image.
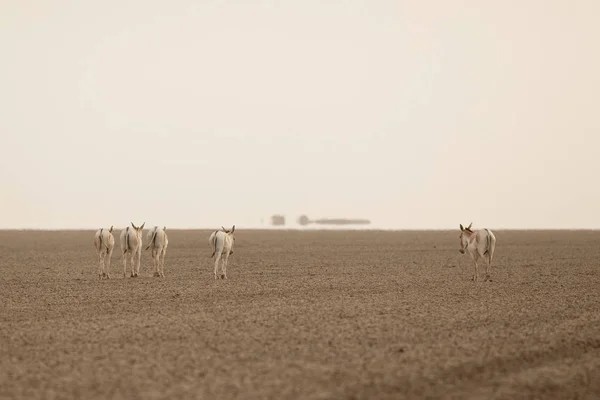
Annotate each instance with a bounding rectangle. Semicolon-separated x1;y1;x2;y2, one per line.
0;227;598;232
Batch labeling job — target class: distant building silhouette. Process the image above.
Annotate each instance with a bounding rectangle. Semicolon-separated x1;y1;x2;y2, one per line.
270;215;286;226
297;215;370;226
297;215;310;226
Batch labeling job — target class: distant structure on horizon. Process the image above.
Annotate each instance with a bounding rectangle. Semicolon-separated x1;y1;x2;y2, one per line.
270;215;286;226
268;214;371;227
297;215;371;226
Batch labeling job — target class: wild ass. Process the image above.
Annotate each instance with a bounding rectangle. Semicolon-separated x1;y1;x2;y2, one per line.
145;226;168;278
120;222;145;278
94;226;115;280
209;225;235;280
459;222;497;282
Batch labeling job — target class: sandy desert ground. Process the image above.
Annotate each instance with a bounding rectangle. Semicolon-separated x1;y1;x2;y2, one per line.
1;229;600;399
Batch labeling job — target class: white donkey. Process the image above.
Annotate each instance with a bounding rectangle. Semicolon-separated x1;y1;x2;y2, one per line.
94;226;115;280
209;225;235;280
459;222;497;282
145;226;168;278
120;222;145;278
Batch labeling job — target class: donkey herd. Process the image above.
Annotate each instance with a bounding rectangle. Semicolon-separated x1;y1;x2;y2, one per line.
93;222;236;281
93;222;496;282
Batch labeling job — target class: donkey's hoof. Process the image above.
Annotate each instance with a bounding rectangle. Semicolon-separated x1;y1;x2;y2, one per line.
220;274;225;279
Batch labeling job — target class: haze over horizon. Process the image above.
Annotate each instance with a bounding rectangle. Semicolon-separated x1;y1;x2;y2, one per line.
2;1;599;230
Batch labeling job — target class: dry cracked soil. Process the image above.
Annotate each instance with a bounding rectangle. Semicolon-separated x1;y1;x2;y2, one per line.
1;229;600;399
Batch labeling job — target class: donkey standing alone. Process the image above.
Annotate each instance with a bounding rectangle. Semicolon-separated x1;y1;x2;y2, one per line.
459;222;497;282
120;222;145;278
209;225;236;280
145;226;168;278
94;226;115;280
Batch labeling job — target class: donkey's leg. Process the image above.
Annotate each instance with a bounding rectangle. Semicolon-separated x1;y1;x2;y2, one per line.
484;253;493;281
106;248;113;279
101;252;107;279
135;248;141;277
98;252;103;280
151;249;157;277
221;253;229;279
473;261;479;282
470;253;478;282
471;252;481;282
130;253;136;277
487;248;495;281
153;250;160;277
152;252;157;277
134;252;139;277
160;249;166;278
214;254;221;280
122;251;128;278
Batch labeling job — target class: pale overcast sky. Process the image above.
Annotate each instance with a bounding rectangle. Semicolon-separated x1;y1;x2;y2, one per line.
1;1;599;229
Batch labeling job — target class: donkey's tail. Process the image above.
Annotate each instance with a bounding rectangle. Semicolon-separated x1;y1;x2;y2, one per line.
484;229;492;256
98;228;103;250
104;229;111;252
146;228;157;250
124;226;130;253
210;231;218;258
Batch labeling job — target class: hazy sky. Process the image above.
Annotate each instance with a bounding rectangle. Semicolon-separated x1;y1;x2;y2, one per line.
1;0;599;229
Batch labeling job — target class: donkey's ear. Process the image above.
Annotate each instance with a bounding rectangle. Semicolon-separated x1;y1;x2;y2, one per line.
109;225;114;233
163;226;166;231
131;222;136;229
222;226;227;232
460;224;464;231
467;222;472;230
140;222;145;230
231;225;235;233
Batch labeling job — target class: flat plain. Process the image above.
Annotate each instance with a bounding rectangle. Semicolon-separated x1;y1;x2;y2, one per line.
1;229;600;399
